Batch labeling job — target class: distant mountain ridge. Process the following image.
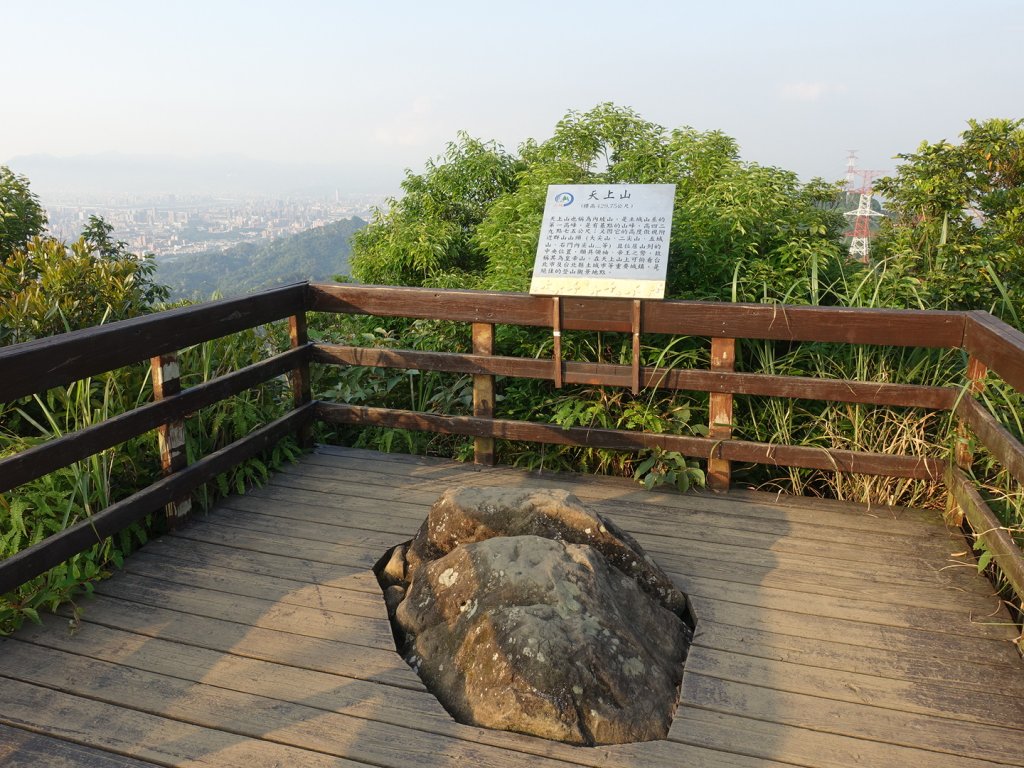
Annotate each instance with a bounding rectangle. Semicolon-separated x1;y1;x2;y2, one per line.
157;216;365;301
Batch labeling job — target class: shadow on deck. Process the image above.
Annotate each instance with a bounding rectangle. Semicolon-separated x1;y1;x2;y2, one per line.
1;446;1022;768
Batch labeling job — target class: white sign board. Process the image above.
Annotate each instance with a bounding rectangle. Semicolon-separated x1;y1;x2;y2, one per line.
530;183;675;299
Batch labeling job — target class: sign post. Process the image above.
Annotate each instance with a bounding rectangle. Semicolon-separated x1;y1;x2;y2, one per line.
530;183;675;392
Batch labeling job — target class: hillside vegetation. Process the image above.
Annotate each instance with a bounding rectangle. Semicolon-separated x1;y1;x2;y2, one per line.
157;216;365;300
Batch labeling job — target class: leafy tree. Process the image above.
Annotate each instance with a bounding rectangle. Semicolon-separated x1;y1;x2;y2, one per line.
0;216;168;345
350;134;522;287
0;166;47;263
873;118;1024;320
352;104;846;303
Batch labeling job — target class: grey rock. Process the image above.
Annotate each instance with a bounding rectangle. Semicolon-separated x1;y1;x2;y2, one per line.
383;584;406;614
380;487;694;745
405;486;687;616
395;535;688;745
381;543;406;587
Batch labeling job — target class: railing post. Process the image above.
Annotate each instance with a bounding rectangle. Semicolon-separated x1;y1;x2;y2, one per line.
950;354;988;525
472;322;496;465
150;351;191;523
708;337;736;491
956;354;987;470
631;299;642;395
289;312;314;450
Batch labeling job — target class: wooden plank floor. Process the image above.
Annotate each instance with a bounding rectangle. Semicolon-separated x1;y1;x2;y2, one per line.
2;445;1023;767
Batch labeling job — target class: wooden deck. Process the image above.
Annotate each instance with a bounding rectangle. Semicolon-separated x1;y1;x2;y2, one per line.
2;446;1023;767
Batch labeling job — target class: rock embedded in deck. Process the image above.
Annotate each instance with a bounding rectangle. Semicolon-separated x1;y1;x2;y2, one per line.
381;486;693;746
405;486;688;615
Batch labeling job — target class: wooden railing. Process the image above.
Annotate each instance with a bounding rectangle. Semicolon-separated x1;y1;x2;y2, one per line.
0;284;312;594
1;282;1023;610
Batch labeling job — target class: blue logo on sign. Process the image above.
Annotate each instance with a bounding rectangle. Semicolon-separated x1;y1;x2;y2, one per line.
553;192;575;207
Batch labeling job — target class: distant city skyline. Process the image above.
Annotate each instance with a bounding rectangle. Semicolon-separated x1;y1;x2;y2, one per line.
3;0;1022;198
45;193;380;257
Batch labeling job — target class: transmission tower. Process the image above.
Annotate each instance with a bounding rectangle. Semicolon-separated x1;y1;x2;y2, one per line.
843;151;884;263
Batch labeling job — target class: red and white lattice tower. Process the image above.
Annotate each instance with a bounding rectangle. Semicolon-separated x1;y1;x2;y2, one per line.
843;151;885;263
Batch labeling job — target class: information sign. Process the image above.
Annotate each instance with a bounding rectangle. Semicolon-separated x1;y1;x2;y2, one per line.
529;183;675;299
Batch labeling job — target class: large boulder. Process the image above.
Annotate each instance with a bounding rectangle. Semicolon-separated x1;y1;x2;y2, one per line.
378;487;693;746
404;486;687;616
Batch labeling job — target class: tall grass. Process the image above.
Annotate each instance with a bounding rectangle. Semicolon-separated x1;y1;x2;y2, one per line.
731;338;961;508
177;324;302;508
970;375;1024;538
0;367;159;634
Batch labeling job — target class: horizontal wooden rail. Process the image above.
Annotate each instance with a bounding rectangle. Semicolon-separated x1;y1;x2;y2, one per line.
316;403;943;480
963;311;1024;394
0;283;307;404
309;283;966;347
0;346;312;495
955;395;1024;490
948;467;1024;605
0;404;314;596
314;344;958;409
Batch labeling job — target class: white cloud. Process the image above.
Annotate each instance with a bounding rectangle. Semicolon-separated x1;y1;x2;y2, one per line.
779;82;848;102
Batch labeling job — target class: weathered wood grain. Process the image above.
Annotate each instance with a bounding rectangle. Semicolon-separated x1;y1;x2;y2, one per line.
89;572;397;651
684;644;1024;728
707;336;735;490
7;618;789;768
690;594;1022;667
669;707;1012;768
0;677;362;768
150;350;190;522
200;510;998;619
956;393;1024;489
964;309;1024;394
948;466;1024;604
266;457;968;566
0;643;723;768
471;322;495;465
680;672;1024;764
0;723;162;768
289;313;314;449
56;594;425;691
215;489;979;597
693;619;1024;691
311;445;952;530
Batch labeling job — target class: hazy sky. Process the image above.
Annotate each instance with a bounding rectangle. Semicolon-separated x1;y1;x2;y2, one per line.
3;0;1022;193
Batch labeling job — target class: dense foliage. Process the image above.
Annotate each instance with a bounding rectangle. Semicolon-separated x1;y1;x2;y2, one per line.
157;216;366;300
0;217;167;346
351;136;522;287
0;167;47;263
351;105;848;303
872;118;1024;322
